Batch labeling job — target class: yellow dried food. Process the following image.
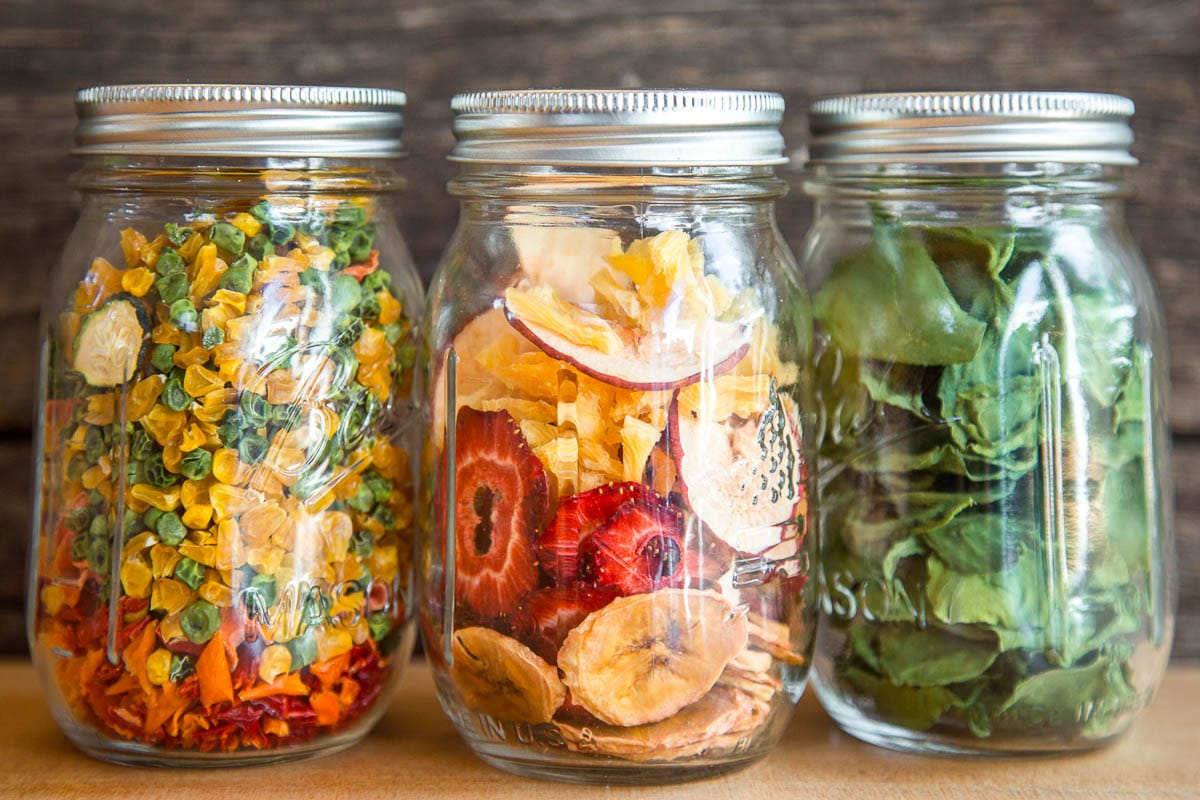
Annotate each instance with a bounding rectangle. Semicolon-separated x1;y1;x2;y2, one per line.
265;370;299;405
183;364;223;397
125;531;159;554
158;612;184;644
239;502;291;548
142;405;187;447
246;545;286;576
173;345;210;369
505;284;623;354
179;423;207;453
228;212;262;238
369;544;399;584
120;228;148;268
620;415;662;482
150;578;193;615
211;448;249;485
130;484;180;512
121;266;155;298
120;556;153;599
215;519;245;571
210;484;263;519
73;258;125;312
181;504;214;530
180;479;212;508
199;580;233;607
163;444;183;473
150;543;182;579
80;465;107;491
377;290;403;326
146;649;172;686
151;322;185;347
128;375;166;420
194;388;238;423
518;419;558;449
317;629;354;663
178;543;217;568
137;234;168;269
481;398;556;424
258;644;292;683
224;315;254;343
676;373;775;422
211;289;247;314
83;393;115;426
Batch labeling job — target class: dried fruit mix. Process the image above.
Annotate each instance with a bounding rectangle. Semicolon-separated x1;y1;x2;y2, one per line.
429;227;810;763
34;197;416;753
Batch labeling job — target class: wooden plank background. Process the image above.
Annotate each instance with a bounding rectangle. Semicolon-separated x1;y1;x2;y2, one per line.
0;0;1196;659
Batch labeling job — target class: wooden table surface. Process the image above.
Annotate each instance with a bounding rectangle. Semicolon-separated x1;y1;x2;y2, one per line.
1;660;1196;800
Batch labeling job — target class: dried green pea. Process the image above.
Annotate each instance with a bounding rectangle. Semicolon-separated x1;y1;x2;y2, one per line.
156;511;186;546
210;222;245;256
180;600;220;644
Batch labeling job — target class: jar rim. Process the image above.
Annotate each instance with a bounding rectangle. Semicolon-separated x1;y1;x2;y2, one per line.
73;83;406;159
449;89;786;167
807;91;1136;167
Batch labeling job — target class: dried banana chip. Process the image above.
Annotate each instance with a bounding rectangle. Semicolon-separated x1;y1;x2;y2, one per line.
555;684;760;761
452;626;566;724
558;588;748;727
747;611;804;665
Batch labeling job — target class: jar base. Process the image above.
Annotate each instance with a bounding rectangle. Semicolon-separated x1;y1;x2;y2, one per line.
813;670;1125;757
471;744;766;785
60;722;369;768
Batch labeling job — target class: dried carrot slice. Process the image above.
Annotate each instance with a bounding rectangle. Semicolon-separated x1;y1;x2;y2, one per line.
196;631;234;707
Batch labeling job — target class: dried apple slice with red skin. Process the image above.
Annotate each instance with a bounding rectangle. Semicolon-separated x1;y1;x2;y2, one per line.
669;391;805;555
504;304;751;392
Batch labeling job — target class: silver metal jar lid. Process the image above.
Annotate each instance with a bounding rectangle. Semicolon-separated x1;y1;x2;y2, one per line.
449;89;786;166
74;84;407;158
807;91;1136;166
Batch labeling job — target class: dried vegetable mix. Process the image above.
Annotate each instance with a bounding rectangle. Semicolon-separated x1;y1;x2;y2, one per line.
35;197;415;752
427;228;810;762
813;216;1154;740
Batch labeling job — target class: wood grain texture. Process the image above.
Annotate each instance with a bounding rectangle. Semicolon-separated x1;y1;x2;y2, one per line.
1;660;1198;798
0;0;1197;657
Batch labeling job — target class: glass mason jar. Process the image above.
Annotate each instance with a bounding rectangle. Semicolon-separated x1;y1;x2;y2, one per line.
27;85;423;765
801;92;1175;755
419;90;816;783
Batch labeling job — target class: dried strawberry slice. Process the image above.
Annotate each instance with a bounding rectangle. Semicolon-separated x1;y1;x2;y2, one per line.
509;586;617;665
452;407;550;619
536;482;662;585
578;500;688;596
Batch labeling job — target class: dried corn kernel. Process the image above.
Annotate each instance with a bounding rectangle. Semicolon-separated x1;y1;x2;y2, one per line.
128;375;166;420
199;580;232;607
258;644;292;683
181;504;214;530
120;556;153;599
183;364;223;397
84;393;115;426
119;228;148;268
229;212;262;238
143;405;187;447
178;543;216;568
130;484;180;512
150;578;193;615
146;648;172;686
121;266;155;297
149;543;182;579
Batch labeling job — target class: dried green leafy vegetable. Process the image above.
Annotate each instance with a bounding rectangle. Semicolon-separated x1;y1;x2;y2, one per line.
814;217;1158;742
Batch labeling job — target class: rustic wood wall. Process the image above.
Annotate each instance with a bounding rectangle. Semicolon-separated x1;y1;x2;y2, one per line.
0;0;1196;659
